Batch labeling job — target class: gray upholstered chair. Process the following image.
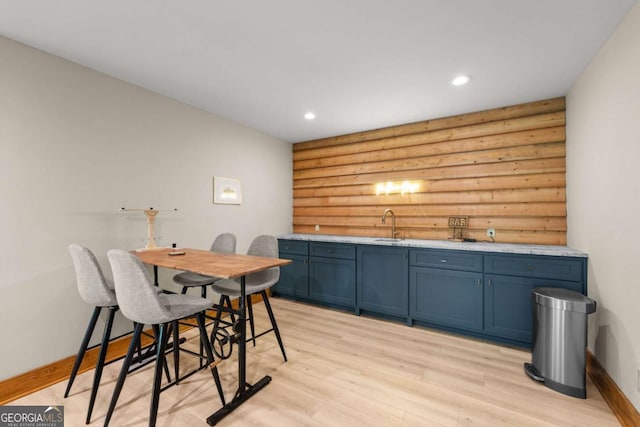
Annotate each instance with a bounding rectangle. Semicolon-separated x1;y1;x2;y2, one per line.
65;244;119;424
173;233;236;367
210;234;287;362
105;249;225;427
173;232;236;298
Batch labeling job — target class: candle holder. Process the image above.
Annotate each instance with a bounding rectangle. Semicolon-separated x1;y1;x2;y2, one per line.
121;207;178;250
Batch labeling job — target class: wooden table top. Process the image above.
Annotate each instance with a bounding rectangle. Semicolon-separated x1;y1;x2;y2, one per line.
133;248;292;279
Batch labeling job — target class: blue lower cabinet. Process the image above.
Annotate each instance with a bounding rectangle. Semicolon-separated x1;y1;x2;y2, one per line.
410;267;483;332
273;254;309;298
273;240;309;298
275;240;356;310
484;274;583;343
309;256;356;308
357;246;409;318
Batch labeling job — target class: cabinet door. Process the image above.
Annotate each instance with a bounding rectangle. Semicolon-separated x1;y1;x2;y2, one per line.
272;254;308;297
410;267;483;332
484;274;582;343
357;246;409;317
309;256;356;308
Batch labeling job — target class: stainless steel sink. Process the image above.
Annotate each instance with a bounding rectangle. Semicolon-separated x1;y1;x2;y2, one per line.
374;238;402;242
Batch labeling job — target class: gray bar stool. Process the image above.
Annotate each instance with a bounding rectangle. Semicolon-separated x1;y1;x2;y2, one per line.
105;249;225;427
210;235;287;362
65;244;120;424
172;233;236;367
172;232;236;298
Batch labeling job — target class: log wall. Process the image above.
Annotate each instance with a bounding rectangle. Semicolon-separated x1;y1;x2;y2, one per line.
292;97;567;245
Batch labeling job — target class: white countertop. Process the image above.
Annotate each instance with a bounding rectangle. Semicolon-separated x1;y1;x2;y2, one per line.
278;234;588;258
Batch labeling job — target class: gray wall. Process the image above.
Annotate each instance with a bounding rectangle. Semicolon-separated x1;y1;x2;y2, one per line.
566;2;640;411
0;36;293;380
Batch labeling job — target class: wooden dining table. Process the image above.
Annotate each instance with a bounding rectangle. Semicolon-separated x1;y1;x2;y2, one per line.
133;247;292;425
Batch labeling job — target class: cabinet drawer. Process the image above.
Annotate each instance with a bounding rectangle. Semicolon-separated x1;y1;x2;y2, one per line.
484;255;583;282
410;249;483;272
278;239;308;255
310;242;355;260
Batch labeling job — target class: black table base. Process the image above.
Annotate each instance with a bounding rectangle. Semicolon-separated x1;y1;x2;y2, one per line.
206;376;272;425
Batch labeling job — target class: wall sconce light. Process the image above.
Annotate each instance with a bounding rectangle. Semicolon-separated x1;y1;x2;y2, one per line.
375;181;420;195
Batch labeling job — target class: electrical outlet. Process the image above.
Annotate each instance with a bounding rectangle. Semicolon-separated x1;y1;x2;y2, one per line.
487;228;496;238
315;224;320;231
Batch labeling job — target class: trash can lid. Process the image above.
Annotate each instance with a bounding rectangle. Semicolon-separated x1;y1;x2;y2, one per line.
532;287;596;313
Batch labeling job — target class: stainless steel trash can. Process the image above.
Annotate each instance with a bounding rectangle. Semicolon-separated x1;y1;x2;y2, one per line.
524;287;596;398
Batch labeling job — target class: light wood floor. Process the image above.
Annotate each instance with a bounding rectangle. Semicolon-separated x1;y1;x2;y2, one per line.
12;298;619;426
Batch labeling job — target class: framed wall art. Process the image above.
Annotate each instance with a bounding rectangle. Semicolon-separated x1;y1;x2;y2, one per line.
213;177;242;204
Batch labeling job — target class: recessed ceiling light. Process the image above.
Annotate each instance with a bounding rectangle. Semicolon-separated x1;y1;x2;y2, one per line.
451;75;471;86
304;112;316;120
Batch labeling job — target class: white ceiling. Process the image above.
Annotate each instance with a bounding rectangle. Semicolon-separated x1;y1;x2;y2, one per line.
0;0;635;142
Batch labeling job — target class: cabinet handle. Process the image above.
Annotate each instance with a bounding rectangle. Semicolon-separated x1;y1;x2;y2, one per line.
440;259;448;263
488;279;492;287
527;265;535;270
477;278;481;286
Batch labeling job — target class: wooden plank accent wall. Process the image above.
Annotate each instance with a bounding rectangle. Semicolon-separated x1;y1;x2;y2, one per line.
292;97;567;245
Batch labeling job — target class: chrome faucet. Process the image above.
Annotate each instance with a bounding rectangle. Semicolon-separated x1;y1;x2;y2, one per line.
381;208;397;239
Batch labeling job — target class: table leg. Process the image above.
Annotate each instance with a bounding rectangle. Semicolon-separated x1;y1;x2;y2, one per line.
238;275;246;390
206;275;272;426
